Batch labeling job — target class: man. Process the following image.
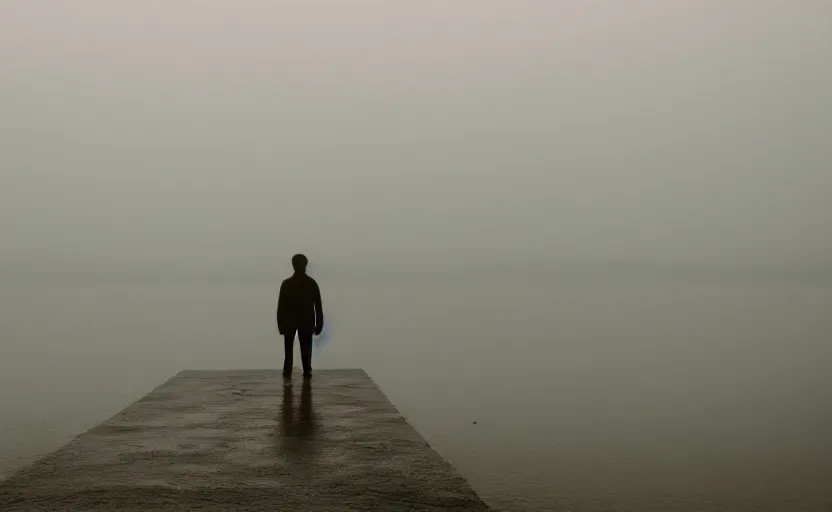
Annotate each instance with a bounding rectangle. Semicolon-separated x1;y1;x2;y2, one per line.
276;254;324;379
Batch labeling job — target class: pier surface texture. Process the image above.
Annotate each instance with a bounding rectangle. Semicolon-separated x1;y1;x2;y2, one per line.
0;369;491;511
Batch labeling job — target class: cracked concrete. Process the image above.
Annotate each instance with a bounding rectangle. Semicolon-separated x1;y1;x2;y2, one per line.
0;370;491;511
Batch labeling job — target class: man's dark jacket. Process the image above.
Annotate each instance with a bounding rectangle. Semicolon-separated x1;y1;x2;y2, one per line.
277;273;324;334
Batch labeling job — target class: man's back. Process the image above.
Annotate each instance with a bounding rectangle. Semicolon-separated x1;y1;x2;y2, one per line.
277;253;323;379
277;273;323;331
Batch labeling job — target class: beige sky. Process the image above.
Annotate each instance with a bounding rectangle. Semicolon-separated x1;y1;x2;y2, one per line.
2;1;830;277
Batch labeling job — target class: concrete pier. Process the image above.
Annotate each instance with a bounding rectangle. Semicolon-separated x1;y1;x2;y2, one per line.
0;370;491;511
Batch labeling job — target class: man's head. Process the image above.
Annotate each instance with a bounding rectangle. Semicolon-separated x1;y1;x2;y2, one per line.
291;253;309;273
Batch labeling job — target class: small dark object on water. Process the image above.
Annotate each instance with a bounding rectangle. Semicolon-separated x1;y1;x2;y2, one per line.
473;421;477;424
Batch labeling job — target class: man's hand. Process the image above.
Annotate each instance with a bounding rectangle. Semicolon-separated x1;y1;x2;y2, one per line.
314;326;323;336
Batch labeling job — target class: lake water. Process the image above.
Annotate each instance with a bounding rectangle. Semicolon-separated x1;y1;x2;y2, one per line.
1;279;830;511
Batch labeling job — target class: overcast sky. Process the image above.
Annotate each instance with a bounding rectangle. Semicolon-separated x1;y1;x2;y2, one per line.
2;1;830;278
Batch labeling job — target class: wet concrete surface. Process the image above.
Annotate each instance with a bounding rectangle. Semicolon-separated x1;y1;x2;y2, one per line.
0;370;491;511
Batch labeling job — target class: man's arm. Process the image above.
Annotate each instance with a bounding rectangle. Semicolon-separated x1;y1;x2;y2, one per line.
313;280;324;335
276;281;286;334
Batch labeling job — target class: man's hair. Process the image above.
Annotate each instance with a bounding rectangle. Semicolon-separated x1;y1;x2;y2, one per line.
291;253;308;272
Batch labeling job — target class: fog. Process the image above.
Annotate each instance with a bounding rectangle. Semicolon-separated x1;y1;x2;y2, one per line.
1;2;831;511
3;1;830;278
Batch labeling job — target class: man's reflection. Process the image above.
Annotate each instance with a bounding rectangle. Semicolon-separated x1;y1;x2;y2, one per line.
277;379;317;458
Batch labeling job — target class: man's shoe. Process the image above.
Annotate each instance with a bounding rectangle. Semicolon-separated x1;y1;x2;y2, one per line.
303;372;312;379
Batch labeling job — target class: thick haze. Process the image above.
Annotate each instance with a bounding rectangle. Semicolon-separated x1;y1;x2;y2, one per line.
2;1;830;279
2;6;832;508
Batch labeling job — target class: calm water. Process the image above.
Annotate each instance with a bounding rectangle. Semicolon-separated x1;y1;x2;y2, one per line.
1;279;830;511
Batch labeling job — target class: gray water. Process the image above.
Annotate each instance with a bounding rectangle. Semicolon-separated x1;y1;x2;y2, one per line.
1;278;830;511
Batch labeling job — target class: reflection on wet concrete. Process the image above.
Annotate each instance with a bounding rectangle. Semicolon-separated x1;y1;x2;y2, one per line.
277;379;318;459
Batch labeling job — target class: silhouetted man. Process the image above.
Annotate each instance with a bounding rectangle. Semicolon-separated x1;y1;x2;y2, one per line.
276;254;323;379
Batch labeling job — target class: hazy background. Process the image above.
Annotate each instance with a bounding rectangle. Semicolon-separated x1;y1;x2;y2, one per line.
1;2;831;511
